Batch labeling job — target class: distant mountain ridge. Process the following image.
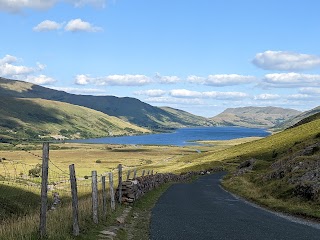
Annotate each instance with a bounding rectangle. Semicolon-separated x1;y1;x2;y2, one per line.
0;77;214;131
210;106;302;128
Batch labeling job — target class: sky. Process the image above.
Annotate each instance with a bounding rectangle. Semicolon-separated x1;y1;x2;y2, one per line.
0;0;320;117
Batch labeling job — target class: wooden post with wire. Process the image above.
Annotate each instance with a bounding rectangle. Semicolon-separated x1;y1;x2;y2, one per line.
92;170;99;224
109;172;115;211
133;168;137;179
126;169;131;181
69;164;80;236
118;164;123;204
102;175;107;220
39;142;49;239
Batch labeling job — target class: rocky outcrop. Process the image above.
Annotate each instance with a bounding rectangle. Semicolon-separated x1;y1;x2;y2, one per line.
234;158;256;176
264;142;320;200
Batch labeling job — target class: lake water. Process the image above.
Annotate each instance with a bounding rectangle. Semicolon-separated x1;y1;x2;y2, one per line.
70;127;270;146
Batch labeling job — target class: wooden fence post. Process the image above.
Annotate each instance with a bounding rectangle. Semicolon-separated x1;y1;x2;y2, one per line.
69;164;79;236
151;170;154;176
39;142;49;239
102;176;107;220
109;172;115;211
126;169;131;181
133;169;137;179
147;170;150;176
118;164;122;204
142;170;145;177
92;171;98;224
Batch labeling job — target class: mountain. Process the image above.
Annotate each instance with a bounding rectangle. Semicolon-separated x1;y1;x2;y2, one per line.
274;106;320;130
210;106;301;128
160;107;214;127
0;97;150;140
0;78;213;130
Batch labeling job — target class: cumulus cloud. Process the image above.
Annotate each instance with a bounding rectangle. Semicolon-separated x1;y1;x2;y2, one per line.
262;72;320;88
0;0;106;13
169;89;248;100
33;20;62;32
24;75;56;85
0;55;35;76
252;50;320;71
65;19;102;32
187;74;255;86
254;93;280;100
0;54;55;85
75;74;152;86
134;89;166;97
154;73;180;84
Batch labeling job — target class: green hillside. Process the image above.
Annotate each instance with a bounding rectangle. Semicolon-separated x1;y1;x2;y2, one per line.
210;106;301;128
0;97;150;140
0;78;213;131
160;107;214;127
274;105;320;130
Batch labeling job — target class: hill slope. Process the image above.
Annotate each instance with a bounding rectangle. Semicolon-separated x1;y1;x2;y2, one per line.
0;97;150;140
210;106;301;128
160;107;214;127
274;105;320;130
0;78;213;130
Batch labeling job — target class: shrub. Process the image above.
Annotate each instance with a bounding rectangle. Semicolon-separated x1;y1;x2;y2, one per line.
96;160;102;164
28;164;42;177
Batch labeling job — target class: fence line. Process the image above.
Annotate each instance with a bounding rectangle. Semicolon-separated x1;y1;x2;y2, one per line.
0;142;169;239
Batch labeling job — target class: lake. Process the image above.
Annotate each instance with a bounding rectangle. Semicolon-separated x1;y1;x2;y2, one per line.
70;127;270;146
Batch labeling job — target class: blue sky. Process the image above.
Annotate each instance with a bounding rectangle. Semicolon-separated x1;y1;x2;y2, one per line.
1;0;320;117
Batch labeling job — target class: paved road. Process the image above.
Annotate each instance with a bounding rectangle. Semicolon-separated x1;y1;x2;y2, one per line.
150;172;320;240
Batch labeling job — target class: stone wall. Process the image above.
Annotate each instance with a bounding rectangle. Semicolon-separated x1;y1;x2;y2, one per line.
116;167;224;204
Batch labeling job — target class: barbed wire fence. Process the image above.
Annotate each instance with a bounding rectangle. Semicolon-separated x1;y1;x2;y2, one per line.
0;141;154;239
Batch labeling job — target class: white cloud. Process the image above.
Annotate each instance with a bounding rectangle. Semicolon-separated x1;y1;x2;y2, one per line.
187;74;255;86
75;74;92;85
0;63;34;76
74;74;152;86
134;89;166;97
169;89;249;100
0;0;106;13
65;19;103;32
252;50;320;71
33;20;62;32
0;54;56;85
154;73;180;84
24;75;56;85
254;93;280;100
0;54;18;64
298;87;320;95
51;86;107;95
263;72;320;88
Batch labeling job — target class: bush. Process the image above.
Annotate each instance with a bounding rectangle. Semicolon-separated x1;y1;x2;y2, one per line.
95;160;102;163
28;164;42;177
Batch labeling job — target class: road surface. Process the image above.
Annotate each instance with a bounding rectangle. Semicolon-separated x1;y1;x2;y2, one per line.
150;172;320;240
